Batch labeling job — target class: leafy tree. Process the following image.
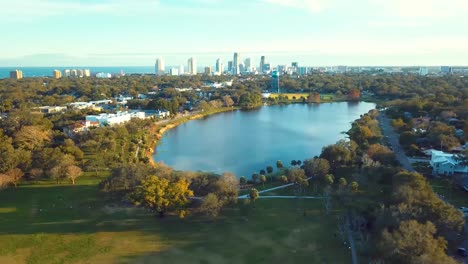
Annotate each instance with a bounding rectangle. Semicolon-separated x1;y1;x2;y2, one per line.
266;166;273;174
367;144;396;165
249;188;259;202
303;158;330;178
348;89;361;101
66;165;82;185
14;126;51;151
260;175;267;187
251;173;259;183
130;175;193;217
325;174;334;185
6;168;23;188
215;172;239;204
276;160;283;169
260;169;266;175
287;168;306;183
239;176;247;186
350;181;359;192
222;95;234;107
339;177;348;187
200;193;223;218
291;160;297;166
380;220;457;264
296;160;302;166
280;175;288;184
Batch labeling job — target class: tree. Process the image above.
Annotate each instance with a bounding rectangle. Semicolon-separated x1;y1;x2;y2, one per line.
251;173;259;183
291;160;297;166
260;175;267;187
350;181;359;192
287;168;306;183
280;175;288;184
276;160;283;169
249;188;259;202
6;168;24;188
296;160;302;166
215;172;239;204
266;166;273;174
0;173;13;189
367;144;396;165
130;175;193;217
14;126;51;151
222;95;234;107
339;177;348;188
303;158;330;178
260;169;266;175
380;220;457;264
66;165;82;185
325;174;334;185
348;89;361;101
200;193;223;218
239;176;247;186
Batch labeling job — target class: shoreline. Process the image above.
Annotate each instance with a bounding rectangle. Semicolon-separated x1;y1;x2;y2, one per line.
145;106;240;166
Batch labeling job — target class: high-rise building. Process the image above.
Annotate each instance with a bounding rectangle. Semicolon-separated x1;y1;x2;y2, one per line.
227;61;233;73
298;67;308;75
441;66;453;74
70;69;78;77
63;69;70;77
271;70;280;93
419;67;429;76
244;58;252;72
53;69;62;79
292;62;299;68
9;70;23;79
188;57;197;75
260;56;266;73
83;69;91;77
204;66;212;75
233;52;240;75
263;63;271;73
179;65;185;75
216;58;224;74
77;69;84;77
170;68;179;76
155;58;165;75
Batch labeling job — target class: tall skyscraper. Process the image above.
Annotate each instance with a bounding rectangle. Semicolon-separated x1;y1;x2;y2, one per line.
233;52;240;75
227;61;233;73
179;65;185;75
9;70;23;79
204;66;212;75
63;69;70;77
216;58;224;74
170;68;179;76
271;70;280;93
155;58;165;75
260;56;266;73
244;58;252;72
83;69;91;77
188;57;197;75
53;69;62;79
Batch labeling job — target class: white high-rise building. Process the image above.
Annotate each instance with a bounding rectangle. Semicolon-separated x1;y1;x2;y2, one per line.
155;58;165;75
188;57;197;75
216;58;224;74
179;65;185;75
170;68;179;76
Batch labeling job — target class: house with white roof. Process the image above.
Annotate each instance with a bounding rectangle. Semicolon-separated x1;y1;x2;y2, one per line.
86;111;145;126
430;150;468;176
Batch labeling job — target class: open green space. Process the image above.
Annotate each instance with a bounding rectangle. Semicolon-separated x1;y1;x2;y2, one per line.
428;178;468;207
0;177;350;264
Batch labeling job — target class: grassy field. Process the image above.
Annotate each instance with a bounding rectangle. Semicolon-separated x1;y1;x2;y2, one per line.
268;93;335;101
0;176;350;264
428;177;468;207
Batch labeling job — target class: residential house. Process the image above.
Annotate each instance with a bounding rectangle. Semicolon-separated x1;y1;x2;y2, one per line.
430;150;468;176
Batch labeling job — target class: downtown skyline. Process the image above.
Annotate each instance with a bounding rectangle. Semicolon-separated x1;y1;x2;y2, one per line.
1;0;468;66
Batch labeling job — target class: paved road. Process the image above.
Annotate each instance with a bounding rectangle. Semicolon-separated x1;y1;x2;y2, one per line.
378;112;415;172
238;195;323;199
238;177;313;199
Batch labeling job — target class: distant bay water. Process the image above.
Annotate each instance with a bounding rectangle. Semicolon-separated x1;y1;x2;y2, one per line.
0;66;158;79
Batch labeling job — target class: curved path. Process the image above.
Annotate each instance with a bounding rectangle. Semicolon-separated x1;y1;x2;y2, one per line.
237;177;313;199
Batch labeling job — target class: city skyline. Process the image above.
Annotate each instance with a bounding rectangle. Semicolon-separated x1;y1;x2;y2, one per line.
1;0;468;66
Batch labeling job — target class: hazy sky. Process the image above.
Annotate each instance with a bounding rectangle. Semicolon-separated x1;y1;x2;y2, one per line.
1;0;467;66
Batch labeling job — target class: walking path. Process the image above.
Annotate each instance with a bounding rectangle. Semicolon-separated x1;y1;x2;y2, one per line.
237;177;313;199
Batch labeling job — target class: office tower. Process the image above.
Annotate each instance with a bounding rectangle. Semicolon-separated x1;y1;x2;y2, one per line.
53;69;62;79
155;58;165;75
419;67;428;76
204;66;212;75
227;61;233;73
77;69;84;77
179;65;185;75
441;66;452;74
271;70;280;93
336;65;348;73
170;68;179;76
260;56;266;73
83;69;91;77
298;67;308;75
277;65;286;73
292;62;299;68
244;58;252;72
263;63;271;73
216;58;224;74
70;69;78;77
9;70;23;79
233;52;240;75
188;57;197;75
63;69;70;77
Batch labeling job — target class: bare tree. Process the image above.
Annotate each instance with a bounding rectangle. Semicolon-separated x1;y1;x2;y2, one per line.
66;165;82;185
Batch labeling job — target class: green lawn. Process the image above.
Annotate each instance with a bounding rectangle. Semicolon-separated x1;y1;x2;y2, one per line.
0;177;350;264
428;178;468;207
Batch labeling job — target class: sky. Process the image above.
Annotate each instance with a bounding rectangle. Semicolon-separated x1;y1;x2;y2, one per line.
0;0;467;67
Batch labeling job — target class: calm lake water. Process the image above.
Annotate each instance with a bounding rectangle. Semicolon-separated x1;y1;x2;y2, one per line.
154;102;376;177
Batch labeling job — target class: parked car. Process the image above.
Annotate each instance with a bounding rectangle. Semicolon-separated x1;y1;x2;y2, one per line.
457;247;468;257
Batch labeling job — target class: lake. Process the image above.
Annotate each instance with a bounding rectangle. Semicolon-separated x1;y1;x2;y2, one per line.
154;102;376;177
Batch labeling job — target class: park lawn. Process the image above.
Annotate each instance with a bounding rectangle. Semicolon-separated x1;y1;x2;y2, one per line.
428;178;468;207
269;93;309;100
0;177;351;264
